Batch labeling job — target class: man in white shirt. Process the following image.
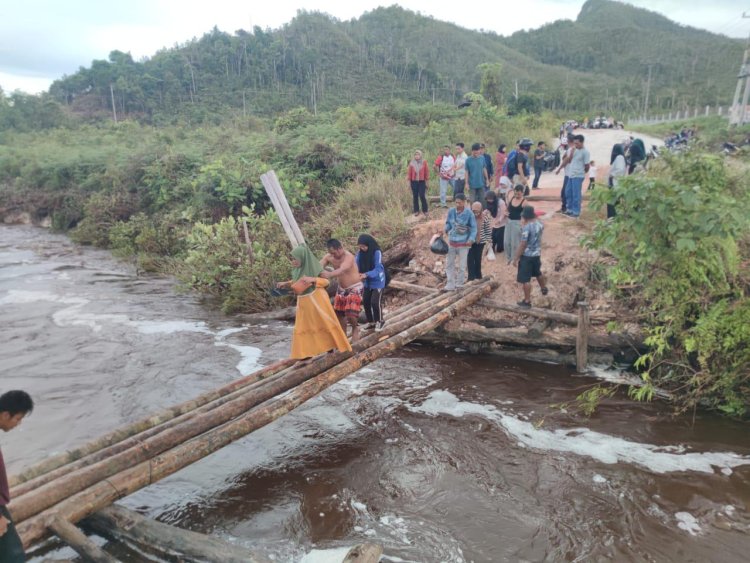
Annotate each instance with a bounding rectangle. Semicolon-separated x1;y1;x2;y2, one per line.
453;143;467;198
435;145;455;208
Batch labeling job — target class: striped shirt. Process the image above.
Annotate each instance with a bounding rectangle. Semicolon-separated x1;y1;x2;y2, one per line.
479;214;492;244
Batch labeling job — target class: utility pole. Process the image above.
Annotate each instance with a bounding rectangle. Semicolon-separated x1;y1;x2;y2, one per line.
514;80;519;101
643;64;653;118
730;12;750;125
109;83;118;124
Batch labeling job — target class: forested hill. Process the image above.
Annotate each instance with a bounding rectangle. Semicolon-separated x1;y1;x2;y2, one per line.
4;0;744;127
504;0;742;110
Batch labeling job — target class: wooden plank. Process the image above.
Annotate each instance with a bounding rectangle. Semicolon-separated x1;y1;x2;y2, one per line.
48;517;117;563
260;172;299;247
267;170;306;247
576;301;590;372
17;281;497;548
85;505;268;563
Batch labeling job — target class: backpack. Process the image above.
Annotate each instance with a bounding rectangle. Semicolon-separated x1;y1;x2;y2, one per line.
505;153;518;178
384;264;391;287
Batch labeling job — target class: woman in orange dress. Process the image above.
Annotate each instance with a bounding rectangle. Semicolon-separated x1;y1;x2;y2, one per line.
276;245;352;359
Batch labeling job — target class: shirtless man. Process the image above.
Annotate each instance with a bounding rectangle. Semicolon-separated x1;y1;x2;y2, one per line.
320;238;363;342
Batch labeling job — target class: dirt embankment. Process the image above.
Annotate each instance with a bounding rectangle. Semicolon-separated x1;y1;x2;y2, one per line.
389;129;662;336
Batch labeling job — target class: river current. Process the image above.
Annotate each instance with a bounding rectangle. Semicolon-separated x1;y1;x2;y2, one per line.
0;224;748;562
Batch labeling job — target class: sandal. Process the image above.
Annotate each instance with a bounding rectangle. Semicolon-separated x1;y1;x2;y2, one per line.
541;287;549;296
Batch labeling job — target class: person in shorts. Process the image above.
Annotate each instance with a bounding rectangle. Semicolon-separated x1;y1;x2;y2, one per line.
512;205;548;308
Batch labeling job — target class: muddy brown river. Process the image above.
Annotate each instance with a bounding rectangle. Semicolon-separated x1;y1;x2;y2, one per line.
1;224;749;562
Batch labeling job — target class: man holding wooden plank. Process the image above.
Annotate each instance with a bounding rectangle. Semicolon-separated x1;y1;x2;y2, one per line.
321;239;364;343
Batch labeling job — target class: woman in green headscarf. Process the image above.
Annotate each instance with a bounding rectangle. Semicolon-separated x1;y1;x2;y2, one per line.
277;245;352;359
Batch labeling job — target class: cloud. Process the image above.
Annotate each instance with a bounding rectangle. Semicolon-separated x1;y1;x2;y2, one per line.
0;0;744;94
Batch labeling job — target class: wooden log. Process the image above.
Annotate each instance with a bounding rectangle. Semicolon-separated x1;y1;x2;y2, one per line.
48;517;117;563
9;358;296;490
260;172;301;248
381;241;413;267
576;302;590;372
12;284;487;523
388;279;615;325
527;319;551;338
266;170;306;247
84;505;268;563
343;542;383;563
414;335;614;367
17;281;497;548
429;325;642;351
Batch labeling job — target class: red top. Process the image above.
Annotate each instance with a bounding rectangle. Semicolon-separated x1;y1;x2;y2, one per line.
407;161;429;182
0;447;10;505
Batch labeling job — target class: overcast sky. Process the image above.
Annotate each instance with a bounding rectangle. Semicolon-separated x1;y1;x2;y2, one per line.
1;0;747;94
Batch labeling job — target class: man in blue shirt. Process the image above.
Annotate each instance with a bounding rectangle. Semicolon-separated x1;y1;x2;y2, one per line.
512;206;548;308
441;193;477;291
465;143;488;207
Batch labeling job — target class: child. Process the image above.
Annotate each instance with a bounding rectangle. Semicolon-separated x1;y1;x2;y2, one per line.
588;160;597;191
0;390;34;562
512;206;548;308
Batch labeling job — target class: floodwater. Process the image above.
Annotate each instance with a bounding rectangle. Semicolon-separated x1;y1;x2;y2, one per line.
1;224;749;563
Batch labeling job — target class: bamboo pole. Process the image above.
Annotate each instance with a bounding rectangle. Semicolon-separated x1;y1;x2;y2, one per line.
9;358;296;489
576;301;590;372
260;172;299;247
12;359;298;498
84;505;268;563
266;170;306;247
48;517;117;563
11;283;484;523
17;281;496;548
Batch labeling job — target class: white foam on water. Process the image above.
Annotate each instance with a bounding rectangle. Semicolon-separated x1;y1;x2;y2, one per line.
675;512;701;535
409;390;750;475
0;289;84;306
299;547;352;563
132;320;211;335
215;341;262;374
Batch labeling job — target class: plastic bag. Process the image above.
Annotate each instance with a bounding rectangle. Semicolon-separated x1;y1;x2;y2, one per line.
486;247;496;261
429;234;449;255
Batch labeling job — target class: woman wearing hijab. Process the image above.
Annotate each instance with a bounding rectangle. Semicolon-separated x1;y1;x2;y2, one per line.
608;143;627;219
484;190;506;255
407;149;429;217
494;144;507;189
355;234;387;332
276;245;352;359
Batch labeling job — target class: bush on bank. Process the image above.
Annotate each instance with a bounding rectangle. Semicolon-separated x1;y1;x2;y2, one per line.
587;152;750;417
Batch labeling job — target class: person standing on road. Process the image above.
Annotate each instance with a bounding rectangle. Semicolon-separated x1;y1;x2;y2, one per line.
407;149;429;217
587;160;597;191
503;184;526;265
512;206;549;308
509;139;532;194
465;143;489;207
485;190;506;255
628;137;646;174
557;134;590;218
1;390;35;563
494;144;507;190
467;201;492;280
608;144;627;218
481;143;494;193
441;193;476;291
532;141;546;190
453;143;467;197
435;145;455;208
555;133;576;213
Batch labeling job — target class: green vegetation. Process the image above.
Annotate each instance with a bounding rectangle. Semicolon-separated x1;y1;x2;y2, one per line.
506;0;742;114
0;102;557;313
587;153;750;417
